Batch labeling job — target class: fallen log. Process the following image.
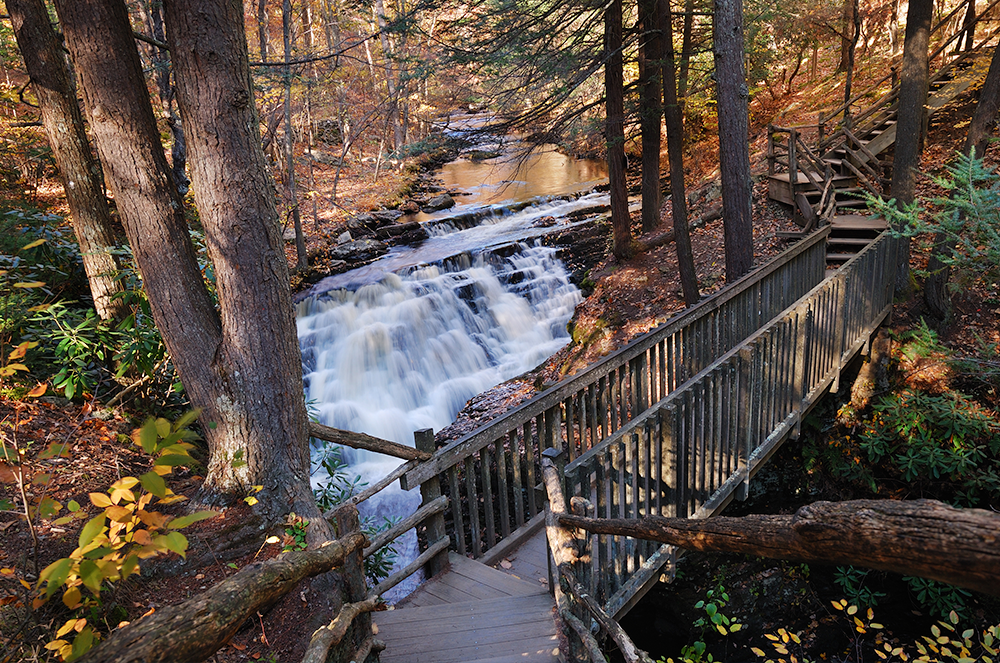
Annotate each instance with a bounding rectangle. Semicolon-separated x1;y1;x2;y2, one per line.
635;206;721;252
80;532;367;663
559;499;1000;596
301;596;382;663
308;421;431;461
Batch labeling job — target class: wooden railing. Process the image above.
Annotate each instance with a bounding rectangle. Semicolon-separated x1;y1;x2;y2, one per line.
560;231;900;618
398;227;831;561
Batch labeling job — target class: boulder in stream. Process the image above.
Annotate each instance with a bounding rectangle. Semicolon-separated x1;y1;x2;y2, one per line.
327;238;389;262
424;193;455;211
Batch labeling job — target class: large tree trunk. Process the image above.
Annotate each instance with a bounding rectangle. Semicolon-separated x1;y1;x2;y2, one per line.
560;499;1000;596
713;0;754;280
607;0;632;260
660;0;700;304
891;0;932;292
639;0;663;234
55;0;326;538
161;0;327;532
79;531;367;663
8;0;127;323
841;0;861;124
924;43;1000;318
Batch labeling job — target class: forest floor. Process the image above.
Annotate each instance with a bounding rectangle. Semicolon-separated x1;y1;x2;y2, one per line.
4;56;1000;663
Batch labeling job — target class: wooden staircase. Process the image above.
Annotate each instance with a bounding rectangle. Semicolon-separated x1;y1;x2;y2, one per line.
374;551;560;663
768;1;998;262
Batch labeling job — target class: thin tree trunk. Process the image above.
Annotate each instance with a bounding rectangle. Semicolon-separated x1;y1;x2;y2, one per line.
961;0;977;51
639;0;663;233
838;0;855;73
607;0;632;259
284;0;307;271
842;0;861;125
8;0;127;323
258;0;269;61
660;0;700;304
559;499;1000;596
678;0;696;112
924;43;1000;318
891;0;933;292
713;0;754;280
373;0;401;151
140;0;188;194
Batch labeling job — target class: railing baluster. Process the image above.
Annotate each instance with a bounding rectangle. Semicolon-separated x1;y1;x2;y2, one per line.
465;457;482;558
509;430;523;529
481;446;496;550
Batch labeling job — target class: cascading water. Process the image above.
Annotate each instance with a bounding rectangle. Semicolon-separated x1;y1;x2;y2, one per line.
296;125;608;599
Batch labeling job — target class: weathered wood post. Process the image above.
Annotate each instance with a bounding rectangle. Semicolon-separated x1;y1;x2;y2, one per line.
414;428;450;577
333;504;371;660
736;347;754;501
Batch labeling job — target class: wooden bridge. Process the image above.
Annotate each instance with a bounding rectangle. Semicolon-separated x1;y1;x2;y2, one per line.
315;220;901;661
310;8;1000;659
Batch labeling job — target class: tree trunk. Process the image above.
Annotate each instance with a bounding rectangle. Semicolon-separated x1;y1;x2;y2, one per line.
961;0;977;51
660;0;700;304
678;0;696;112
373;0;402;151
639;0;663;234
713;0;754;280
258;0;269;61
283;0;308;271
838;0;855;73
55;0;327;539
560;499;1000;596
842;0;861;124
891;0;932;292
924;42;1000;318
139;0;188;194
78;532;366;663
607;0;632;260
8;0;127;323
161;0;327;531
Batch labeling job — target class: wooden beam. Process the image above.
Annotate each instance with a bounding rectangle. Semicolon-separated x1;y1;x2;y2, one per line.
308;421;430;462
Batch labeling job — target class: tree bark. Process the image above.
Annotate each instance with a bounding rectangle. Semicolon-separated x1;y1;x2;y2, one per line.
79;532;366;663
678;0;696;112
713;0;754;280
560;499;1000;596
924;43;1000;318
891;0;932;292
639;0;663;234
841;0;861;124
607;0;632;260
258;0;269;61
8;0;127;323
660;0;700;305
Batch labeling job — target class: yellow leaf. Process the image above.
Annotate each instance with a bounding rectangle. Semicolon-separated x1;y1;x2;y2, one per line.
111;477;140;491
57;619;81;638
12;281;45;289
847;605;858;615
27;383;47;398
110;487;135;505
20;238;46;250
244;496;259;506
45;639;70;651
89;493;113;508
62;586;82;609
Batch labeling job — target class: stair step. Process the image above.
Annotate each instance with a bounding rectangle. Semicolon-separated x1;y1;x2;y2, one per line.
827;237;875;245
826;252;860;261
375;593;560;663
830;214;887;230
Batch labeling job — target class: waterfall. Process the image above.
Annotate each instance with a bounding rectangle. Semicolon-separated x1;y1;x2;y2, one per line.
297;241;581;598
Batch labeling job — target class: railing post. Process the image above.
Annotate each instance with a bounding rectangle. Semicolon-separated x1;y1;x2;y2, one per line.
788;130;798;211
831;275;848;393
736;348;754;501
541;447;566;596
767;125;775;176
792;306;812;438
660;405;678;518
818;111;825;148
334;504;371;657
414;428;450;577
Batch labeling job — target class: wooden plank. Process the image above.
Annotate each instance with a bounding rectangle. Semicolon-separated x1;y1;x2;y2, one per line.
447;553;546;597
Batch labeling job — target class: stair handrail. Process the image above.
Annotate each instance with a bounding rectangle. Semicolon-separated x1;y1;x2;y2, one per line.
820;0;1000;147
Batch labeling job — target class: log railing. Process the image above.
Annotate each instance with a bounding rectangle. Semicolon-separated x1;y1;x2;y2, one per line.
559;231;899;618
398;227;831;562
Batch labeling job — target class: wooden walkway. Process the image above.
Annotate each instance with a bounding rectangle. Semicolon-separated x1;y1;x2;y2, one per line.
374;544;560;663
